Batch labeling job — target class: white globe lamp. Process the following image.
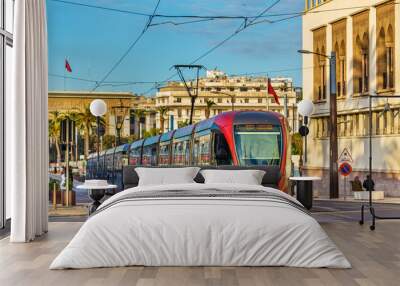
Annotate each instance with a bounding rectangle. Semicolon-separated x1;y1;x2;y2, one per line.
298;99;314;117
297;99;314;166
90;99;107;177
90;99;107;117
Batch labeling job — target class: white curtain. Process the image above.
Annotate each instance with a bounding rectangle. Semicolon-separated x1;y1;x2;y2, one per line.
8;0;49;242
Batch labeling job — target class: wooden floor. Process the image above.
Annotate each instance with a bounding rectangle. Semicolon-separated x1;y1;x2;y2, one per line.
1;221;400;286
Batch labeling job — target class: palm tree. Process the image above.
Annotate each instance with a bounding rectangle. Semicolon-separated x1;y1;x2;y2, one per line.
49;111;62;164
75;105;105;159
178;119;190;128
157;106;168;133
205;99;216;119
133;109;146;138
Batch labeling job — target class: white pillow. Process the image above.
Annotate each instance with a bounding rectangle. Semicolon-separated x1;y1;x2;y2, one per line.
136;167;200;186
200;169;265;185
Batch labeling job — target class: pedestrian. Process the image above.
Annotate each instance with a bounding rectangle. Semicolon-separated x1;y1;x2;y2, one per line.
363;175;375;192
351;176;363;192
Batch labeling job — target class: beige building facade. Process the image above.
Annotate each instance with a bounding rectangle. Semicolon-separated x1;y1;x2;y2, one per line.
155;71;299;132
48;91;156;139
302;0;400;196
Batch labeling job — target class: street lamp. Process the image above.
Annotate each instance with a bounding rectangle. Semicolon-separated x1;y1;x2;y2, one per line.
298;49;338;199
111;102;130;145
90;99;107;176
297;99;314;164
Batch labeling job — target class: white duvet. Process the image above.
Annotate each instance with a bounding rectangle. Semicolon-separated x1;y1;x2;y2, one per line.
50;183;351;269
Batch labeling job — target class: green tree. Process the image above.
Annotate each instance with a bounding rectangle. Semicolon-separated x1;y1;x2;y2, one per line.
74;105;105;159
143;128;160;138
205;100;216;119
178;119;190;128
103;135;117;149
291;133;303;155
48;111;62;164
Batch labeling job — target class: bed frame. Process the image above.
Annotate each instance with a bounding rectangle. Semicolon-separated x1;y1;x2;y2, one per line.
122;165;281;190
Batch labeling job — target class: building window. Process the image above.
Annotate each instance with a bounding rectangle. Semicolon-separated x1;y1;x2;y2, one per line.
244;98;249;103
313;27;327;101
177;109;182;117
217;98;222;103
176;97;182;103
258;98;262;103
353;11;370;95
376;2;395;91
332;19;346;98
240;87;248;92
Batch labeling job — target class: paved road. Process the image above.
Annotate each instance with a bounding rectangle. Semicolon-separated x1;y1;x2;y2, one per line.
312;200;400;223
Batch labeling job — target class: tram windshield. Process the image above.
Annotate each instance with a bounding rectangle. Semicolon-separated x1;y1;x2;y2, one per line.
234;124;282;166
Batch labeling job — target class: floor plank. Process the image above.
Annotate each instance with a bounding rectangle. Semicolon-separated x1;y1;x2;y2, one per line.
0;221;399;286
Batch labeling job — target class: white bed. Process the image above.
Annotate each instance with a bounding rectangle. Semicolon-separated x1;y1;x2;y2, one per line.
50;183;351;269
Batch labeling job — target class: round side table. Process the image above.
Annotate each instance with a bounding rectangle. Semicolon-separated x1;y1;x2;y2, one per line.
289;176;321;210
77;184;117;214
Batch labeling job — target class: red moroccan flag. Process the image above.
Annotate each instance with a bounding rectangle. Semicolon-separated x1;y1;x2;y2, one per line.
267;78;280;105
65;59;72;73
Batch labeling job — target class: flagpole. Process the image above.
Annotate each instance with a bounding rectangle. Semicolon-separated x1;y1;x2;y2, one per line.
267;77;270;111
64;58;66;91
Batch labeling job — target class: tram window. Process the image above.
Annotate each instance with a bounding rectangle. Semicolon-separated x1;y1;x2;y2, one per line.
114;154;121;170
142;145;158;166
173;140;190;165
129;148;142;165
214;133;232;165
234;125;281;166
193;134;212;165
159;143;170;166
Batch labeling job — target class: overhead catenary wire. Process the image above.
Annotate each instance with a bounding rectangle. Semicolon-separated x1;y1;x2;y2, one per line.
49;0;400;21
50;65;321;94
50;0;383;94
142;0;282;95
91;0;162;91
49;73;158;85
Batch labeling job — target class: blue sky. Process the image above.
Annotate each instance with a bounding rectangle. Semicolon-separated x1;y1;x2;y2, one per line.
47;0;304;95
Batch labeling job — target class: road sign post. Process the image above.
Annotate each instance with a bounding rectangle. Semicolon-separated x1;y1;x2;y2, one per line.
339;162;352;199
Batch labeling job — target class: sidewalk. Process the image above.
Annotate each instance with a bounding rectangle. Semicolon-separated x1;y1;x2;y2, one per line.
315;196;400;204
48;204;88;217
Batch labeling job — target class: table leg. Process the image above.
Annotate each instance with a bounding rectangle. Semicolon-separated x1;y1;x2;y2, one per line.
296;180;313;210
88;189;105;215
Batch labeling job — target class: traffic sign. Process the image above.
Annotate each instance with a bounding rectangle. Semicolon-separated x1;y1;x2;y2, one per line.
339;162;352;177
338;147;353;163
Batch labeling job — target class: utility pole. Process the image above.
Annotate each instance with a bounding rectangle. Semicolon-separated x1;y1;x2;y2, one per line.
65;119;70;207
298;49;338;199
283;81;289;118
329;51;339;199
112;102;130;145
292;103;296;133
173;65;205;124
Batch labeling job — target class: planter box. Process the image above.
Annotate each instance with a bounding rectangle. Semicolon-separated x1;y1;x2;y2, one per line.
62;191;76;206
49;189;62;204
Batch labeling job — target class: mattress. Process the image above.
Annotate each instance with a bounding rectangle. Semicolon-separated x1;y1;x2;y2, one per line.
50;183;351;269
